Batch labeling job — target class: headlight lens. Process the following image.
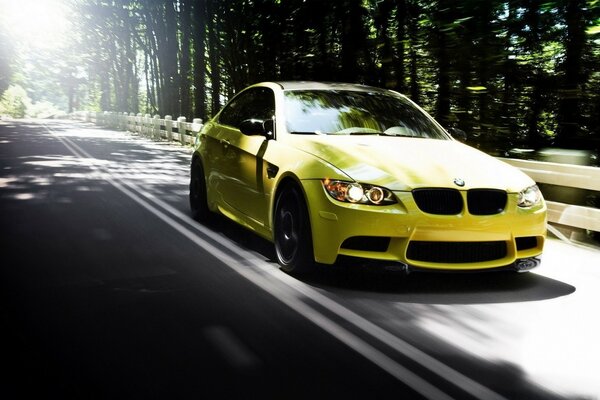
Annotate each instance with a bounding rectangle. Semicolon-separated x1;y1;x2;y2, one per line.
322;179;396;205
518;185;542;208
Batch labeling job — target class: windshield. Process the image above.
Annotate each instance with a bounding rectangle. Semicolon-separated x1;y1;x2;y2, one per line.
284;89;450;139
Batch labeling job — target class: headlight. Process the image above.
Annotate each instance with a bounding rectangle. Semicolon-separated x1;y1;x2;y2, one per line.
322;179;396;205
518;185;542;208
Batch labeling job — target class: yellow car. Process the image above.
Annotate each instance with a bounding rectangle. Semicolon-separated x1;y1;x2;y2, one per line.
189;82;546;274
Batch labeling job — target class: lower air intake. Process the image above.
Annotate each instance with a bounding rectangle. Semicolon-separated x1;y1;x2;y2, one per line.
407;241;507;263
341;236;390;252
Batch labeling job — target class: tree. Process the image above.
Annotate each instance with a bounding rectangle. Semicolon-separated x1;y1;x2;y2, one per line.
192;0;207;121
179;0;192;120
373;0;396;88
0;84;30;118
0;29;13;96
338;0;374;83
430;1;454;126
556;0;590;147
43;0;597;157
206;0;221;116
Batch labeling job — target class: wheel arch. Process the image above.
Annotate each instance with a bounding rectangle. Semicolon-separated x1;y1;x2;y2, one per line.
270;173;312;237
190;152;208;194
191;151;204;169
190;151;218;216
271;173;317;273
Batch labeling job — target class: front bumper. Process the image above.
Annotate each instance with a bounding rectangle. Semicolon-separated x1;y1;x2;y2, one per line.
302;180;547;270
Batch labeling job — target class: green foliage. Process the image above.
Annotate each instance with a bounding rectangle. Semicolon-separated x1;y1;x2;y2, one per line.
0;29;12;96
0;85;30;118
27;101;65;118
0;84;66;118
4;0;598;154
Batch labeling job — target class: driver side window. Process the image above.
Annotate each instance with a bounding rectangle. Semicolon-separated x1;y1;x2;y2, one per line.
218;87;275;132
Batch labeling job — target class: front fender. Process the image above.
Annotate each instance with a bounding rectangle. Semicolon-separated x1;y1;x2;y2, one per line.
263;141;350;232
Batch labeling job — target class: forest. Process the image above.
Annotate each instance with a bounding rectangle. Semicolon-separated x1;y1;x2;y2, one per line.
1;0;600;157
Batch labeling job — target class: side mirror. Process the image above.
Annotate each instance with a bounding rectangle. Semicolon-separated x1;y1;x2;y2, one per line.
240;118;274;139
448;127;467;142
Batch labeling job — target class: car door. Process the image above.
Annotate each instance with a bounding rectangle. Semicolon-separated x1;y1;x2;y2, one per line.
215;87;275;226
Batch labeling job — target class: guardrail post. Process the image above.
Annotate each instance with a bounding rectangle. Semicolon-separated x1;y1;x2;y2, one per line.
144;114;151;137
539;149;591;206
153;115;160;140
177;116;187;145
141;114;145;135
192;118;203;131
136;113;142;135
111;112;118;129
191;118;203;146
165;115;173;142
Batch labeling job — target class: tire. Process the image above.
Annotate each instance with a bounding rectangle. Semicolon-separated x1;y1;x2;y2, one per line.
274;184;314;274
189;158;212;223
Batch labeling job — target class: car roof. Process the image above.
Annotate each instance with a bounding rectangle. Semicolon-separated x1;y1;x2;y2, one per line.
271;81;391;93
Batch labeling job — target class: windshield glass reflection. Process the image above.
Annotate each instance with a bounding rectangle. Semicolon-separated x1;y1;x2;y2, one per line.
283;90;450;139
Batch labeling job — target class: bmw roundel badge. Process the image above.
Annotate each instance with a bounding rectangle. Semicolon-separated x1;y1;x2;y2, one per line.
454;178;465;187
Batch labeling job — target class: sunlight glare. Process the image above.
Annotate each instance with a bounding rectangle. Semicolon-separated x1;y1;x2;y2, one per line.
0;0;71;51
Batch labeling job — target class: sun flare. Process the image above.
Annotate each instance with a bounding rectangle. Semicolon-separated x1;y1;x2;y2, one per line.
0;0;71;51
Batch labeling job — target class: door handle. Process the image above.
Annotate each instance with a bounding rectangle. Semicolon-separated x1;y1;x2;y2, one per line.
220;139;230;147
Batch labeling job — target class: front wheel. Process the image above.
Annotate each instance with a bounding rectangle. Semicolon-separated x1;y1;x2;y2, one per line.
189;159;212;223
274;185;314;274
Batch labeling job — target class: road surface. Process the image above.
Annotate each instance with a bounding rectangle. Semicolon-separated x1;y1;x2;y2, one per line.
1;119;599;399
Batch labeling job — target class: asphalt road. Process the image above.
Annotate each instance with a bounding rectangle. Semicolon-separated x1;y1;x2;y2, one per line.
1;119;599;399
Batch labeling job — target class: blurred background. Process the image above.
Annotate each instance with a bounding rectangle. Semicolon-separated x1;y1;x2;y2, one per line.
1;0;599;227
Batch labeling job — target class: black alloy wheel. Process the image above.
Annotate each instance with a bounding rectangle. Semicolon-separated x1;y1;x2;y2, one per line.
274;184;314;274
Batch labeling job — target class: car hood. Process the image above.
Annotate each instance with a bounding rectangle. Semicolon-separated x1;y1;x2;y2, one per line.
289;135;534;192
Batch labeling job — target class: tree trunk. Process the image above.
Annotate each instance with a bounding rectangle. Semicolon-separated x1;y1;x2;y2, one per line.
556;0;587;147
192;0;207;121
394;0;406;92
180;0;192;120
407;0;420;103
206;0;221;116
163;1;180;117
433;5;452;125
339;0;364;82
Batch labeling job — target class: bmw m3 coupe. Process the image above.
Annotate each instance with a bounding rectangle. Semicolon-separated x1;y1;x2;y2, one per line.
189;81;546;274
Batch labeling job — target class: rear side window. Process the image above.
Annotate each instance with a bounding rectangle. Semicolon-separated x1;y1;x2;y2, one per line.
218;87;275;129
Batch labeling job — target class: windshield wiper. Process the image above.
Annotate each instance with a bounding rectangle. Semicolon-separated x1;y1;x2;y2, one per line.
382;133;427;138
332;128;383;135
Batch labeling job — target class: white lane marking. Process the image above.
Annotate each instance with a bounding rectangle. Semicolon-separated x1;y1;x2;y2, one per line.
49;126;454;400
45;122;508;400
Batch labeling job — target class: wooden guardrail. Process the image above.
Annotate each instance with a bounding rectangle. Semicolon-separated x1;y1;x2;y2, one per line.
501;158;600;233
75;111;202;145
71;111;599;234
